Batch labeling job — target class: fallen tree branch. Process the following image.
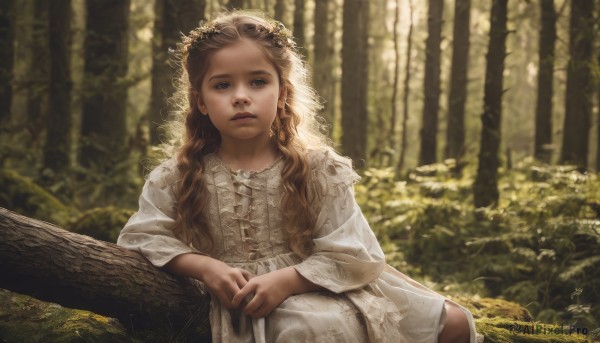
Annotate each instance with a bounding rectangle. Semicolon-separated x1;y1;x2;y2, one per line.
0;207;211;338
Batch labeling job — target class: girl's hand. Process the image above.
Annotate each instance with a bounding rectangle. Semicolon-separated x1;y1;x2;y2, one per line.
231;269;291;318
200;259;253;309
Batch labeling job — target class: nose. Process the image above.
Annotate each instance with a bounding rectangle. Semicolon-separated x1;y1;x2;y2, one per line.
232;86;250;106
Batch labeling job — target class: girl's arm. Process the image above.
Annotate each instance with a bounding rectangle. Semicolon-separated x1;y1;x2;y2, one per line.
118;161;252;310
230;266;323;318
165;253;252;310
118;161;202;268
291;151;386;294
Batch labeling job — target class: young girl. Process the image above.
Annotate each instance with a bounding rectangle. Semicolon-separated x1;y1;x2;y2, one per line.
118;11;480;343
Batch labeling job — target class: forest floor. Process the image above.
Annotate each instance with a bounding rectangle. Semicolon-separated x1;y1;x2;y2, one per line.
1;157;599;341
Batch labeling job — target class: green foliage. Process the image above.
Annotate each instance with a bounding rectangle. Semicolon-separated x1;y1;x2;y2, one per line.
356;158;600;332
71;158;144;210
69;207;135;243
0;169;78;227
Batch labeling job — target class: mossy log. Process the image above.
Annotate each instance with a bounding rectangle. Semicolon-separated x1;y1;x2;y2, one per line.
0;207;211;339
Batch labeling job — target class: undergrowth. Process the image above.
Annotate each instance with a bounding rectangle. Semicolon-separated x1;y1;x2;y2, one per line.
355;157;600;337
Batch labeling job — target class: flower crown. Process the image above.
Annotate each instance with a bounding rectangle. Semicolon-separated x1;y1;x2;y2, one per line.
180;19;295;56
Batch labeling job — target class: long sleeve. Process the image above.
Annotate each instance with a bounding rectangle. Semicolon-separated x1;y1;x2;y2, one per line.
117;161;202;267
293;150;386;293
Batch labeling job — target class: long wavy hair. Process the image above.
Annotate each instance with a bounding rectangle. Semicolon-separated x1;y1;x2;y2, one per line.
162;11;329;257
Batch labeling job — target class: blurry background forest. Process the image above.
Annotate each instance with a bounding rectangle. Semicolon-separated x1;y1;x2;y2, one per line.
1;0;600;340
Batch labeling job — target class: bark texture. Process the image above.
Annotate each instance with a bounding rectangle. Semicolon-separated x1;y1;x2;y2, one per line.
312;0;334;134
293;0;306;57
389;0;401;153
80;0;130;172
419;0;444;166
0;0;15;122
597;51;600;172
341;0;369;166
149;0;205;145
274;0;286;24
396;0;414;174
0;208;211;338
227;0;245;10
26;1;50;137
559;0;595;168
43;0;72;173
473;0;508;208
534;0;556;163
445;0;471;162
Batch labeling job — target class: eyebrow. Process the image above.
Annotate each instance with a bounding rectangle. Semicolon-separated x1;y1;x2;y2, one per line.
207;70;274;82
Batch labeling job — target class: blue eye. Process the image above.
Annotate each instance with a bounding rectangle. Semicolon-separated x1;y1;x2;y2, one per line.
214;82;229;90
251;79;266;87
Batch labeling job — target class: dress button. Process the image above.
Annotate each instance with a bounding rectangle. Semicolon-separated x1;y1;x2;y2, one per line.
241;171;250;178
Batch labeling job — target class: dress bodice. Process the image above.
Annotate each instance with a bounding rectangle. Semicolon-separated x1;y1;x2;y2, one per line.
202;154;291;262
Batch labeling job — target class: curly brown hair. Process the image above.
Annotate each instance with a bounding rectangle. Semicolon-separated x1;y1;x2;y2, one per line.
165;11;329;257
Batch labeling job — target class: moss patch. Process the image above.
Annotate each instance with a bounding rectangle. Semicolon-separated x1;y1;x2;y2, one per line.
476;317;589;343
446;296;594;342
450;295;534;321
0;289;129;342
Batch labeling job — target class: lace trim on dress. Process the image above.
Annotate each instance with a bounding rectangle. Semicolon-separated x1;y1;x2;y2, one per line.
207;152;284;177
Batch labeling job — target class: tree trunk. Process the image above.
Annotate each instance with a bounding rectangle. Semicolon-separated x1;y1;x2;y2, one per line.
43;0;72;174
228;0;245;10
0;0;15;123
312;0;334;135
445;0;471;163
274;0;286;24
0;208;211;339
418;0;444;166
341;0;369;166
396;0;414;174
597;50;600;172
389;0;401;154
534;0;556;164
370;0;392;167
25;1;49;142
80;0;130;172
559;0;595;169
148;0;205;146
293;0;305;57
473;0;508;208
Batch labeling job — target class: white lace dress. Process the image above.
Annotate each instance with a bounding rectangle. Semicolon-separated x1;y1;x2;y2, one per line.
117;149;480;342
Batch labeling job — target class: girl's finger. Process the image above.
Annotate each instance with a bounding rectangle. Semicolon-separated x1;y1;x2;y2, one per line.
243;293;263;314
234;271;249;289
240;269;254;281
249;302;267;318
217;291;234;309
232;283;255;307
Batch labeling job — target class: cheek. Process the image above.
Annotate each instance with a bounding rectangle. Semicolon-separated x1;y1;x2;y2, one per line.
201;95;221;111
267;93;279;109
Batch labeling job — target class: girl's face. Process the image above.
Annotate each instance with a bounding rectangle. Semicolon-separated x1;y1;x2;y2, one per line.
196;39;284;147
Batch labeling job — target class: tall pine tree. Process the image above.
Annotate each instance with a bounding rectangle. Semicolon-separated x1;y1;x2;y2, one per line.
80;0;130;172
445;0;471;165
341;0;369;165
43;0;72;175
419;0;444;166
560;0;595;168
148;0;205;145
534;0;556;163
0;0;15;123
473;0;509;208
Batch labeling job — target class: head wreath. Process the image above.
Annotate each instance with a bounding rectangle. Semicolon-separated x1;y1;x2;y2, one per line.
180;17;296;56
